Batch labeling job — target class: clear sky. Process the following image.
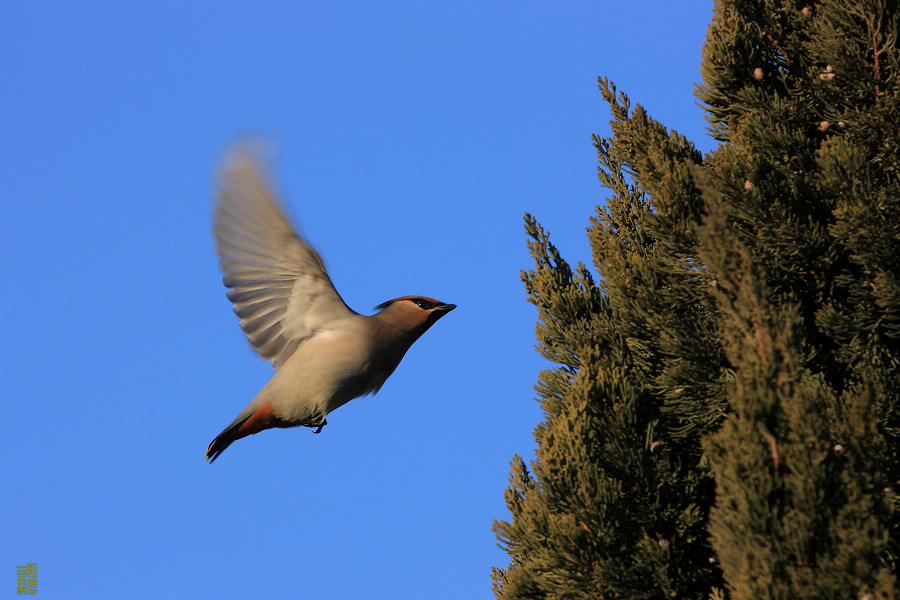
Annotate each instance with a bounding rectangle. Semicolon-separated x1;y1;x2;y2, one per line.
2;2;714;598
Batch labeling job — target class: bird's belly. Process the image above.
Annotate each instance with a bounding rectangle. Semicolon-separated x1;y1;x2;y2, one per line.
267;334;397;423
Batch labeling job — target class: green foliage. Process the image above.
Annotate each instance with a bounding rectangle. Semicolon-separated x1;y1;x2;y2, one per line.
493;1;900;598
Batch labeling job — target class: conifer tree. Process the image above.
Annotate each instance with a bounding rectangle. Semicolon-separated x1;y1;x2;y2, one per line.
493;1;900;598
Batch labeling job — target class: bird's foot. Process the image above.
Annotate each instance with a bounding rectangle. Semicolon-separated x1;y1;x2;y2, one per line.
313;419;327;434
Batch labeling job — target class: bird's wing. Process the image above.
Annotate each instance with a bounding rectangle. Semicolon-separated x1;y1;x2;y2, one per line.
212;146;356;369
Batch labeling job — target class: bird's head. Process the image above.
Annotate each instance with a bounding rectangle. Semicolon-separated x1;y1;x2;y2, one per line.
374;296;456;335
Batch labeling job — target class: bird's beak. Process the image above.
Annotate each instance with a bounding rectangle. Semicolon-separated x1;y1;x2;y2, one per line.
424;302;456;328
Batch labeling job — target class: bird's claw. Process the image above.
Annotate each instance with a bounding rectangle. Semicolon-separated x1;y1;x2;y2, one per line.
313;419;327;434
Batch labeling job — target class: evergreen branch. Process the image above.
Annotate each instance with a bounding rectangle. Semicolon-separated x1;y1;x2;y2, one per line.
869;11;884;98
744;3;800;78
758;24;801;77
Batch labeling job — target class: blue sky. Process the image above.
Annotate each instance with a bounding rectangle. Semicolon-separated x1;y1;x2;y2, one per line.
2;2;714;598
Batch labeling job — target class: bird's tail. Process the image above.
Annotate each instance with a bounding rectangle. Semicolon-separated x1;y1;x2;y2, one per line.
205;400;282;463
205;418;248;463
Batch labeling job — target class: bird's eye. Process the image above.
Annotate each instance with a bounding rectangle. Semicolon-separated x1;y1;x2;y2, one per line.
412;298;435;310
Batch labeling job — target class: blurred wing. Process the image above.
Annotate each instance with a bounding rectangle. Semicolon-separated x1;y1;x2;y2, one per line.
212;146;356;369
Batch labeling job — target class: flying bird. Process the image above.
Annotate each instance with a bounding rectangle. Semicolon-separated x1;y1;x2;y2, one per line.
206;146;455;463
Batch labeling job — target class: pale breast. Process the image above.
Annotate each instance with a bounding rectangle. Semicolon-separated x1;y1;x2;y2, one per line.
266;317;414;422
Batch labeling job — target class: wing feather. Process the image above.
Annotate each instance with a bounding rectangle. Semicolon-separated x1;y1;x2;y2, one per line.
212;146;356;369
